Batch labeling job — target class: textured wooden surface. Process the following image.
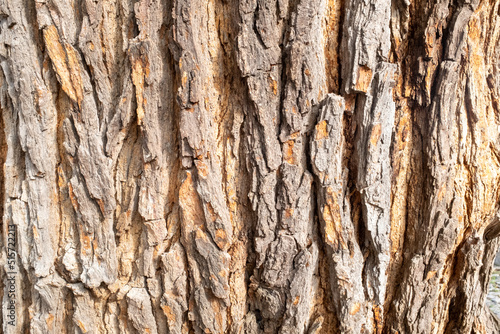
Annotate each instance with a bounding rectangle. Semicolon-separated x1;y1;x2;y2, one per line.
0;0;500;333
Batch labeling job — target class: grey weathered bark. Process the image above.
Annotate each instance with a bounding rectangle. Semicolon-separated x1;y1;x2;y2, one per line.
0;0;500;333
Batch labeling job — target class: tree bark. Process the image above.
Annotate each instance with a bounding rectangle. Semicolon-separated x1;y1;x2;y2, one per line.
0;0;500;333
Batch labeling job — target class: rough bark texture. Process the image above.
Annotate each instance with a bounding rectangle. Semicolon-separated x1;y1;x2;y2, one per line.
0;0;500;333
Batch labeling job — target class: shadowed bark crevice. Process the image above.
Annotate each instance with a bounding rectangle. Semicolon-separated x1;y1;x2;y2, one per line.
1;0;500;333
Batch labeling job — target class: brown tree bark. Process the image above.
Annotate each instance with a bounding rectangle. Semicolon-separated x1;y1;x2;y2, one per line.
0;0;500;333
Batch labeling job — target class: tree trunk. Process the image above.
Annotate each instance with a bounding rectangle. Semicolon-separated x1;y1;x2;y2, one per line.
1;0;500;333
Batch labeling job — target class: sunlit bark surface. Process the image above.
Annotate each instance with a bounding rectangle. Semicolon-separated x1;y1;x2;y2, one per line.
1;0;500;333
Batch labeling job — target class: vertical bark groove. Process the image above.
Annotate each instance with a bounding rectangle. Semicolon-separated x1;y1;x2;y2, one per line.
1;0;500;333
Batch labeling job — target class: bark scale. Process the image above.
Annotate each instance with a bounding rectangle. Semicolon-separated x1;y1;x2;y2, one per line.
0;0;499;333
